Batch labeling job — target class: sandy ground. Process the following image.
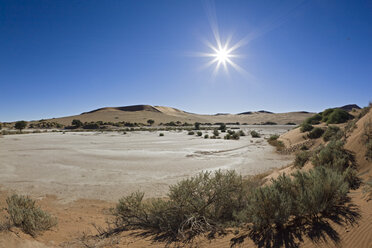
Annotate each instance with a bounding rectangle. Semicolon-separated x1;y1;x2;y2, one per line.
0;125;293;202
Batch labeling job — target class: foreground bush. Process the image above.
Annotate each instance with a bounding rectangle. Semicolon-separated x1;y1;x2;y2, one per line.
6;194;57;236
188;131;194;135
239;166;351;232
113;170;256;241
307;127;324;139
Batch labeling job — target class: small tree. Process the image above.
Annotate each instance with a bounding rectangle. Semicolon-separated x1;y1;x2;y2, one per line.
147;119;155;126
15;121;27;132
194;122;201;130
72;119;83;128
219;123;226;132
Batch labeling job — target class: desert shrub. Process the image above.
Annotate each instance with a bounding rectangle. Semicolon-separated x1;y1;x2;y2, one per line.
358;103;371;119
72;119;83;128
250;130;260;138
197;131;202;136
204;134;209;139
307;127;324;139
323;126;342;142
224;134;231;140
147;119;155;125
300;123;313;132
194;122;201;130
113;171;255;241
219;123;226;132
326;109;354;124
188;131;195;135
321;108;335;122
6;194;57;237
238;130;245;136
311;140;360;189
227;130;235;135
294;150;311;168
305;114;322;125
0;123;2;130
213;129;219;137
15;121;27;132
159;133;164;136
242;167;351;232
285;122;297;125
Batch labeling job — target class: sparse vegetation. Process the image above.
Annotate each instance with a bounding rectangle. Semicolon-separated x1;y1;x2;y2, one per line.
267;135;285;151
307;127;324;139
204;134;209;139
15;121;27;132
213;129;219;137
147;119;155;125
250;130;260;138
197;131;202;136
188;131;195;135
5;194;57;237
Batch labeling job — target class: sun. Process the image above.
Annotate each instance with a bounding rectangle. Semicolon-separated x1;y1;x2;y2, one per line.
215;47;230;63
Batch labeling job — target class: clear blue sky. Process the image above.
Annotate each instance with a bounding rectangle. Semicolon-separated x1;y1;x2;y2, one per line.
1;0;371;122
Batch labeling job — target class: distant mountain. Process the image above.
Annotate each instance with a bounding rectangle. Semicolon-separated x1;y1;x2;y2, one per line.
338;104;361;111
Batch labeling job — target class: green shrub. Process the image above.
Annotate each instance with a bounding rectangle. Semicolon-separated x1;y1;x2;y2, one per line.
323;126;342;142
159;133;164;136
83;123;99;129
188;131;195;135
326;109;354;124
147;119;155;125
213;129;219;137
307;127;324;139
227;130;235;135
300;123;313;132
321;108;335;122
250;130;260;138
238;130;245;136
204;134;209;139
197;131;202;136
294;151;311;168
6;194;57;236
15;121;27;132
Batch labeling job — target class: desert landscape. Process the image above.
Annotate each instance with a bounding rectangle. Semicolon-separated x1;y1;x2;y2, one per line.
1;1;371;247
